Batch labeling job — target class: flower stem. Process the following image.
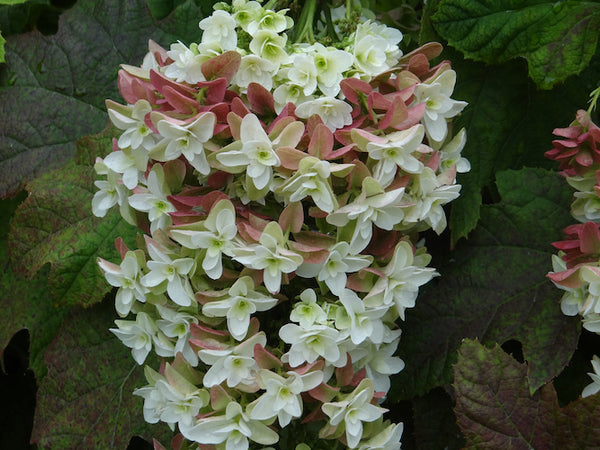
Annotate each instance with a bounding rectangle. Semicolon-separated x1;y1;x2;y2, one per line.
588;86;600;115
294;0;317;43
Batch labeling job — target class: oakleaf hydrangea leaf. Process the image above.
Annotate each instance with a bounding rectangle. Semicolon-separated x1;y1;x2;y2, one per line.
454;339;600;449
431;0;600;89
454;339;558;449
0;0;206;197
448;51;600;244
8;129;137;308
0;195;68;379
31;301;172;449
391;168;579;401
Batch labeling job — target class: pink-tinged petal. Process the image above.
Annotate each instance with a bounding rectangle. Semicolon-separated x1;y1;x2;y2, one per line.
547;266;585;288
379;95;408;130
197;78;228;104
226;111;244;141
254;344;283;370
276;147;307;170
150;69;196;95
393;102;426;131
340;77;372;104
308;124;333;159
288;241;329;264
210;384;233;411
247;82;275;115
308;382;339;403
335;356;356;386
161;85;198;115
579;222;600;254
279;202;304;233
148;39;169;66
201;50;241;83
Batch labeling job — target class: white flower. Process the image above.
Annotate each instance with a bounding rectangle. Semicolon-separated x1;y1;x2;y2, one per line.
150;112;216;175
245;7;292;36
582;355;600;398
198;332;267;389
110;312;157;364
164;41;206;84
364;240;436;319
249;369;323;426
311;43;353;97
327;177;406;253
351;20;402;78
295;97;353;131
336;289;387;345
413;69;467;143
362;125;426;186
232;222;303;294
402;167;461;234
141;243;196;307
279;322;345;367
349;338;405;393
357;422;404;450
107;99;156;150
102;146;149;190
134;365;210;429
216;114;281;190
289;289;329;328
155;305;199;366
202;276;278;341
179;401;279;450
128;165;176;233
233;55;278;91
199;10;238;51
276;156;338;213
273;82;314;113
288;53;318;96
98;251;147;316
438;127;470;172
169;199;238;279
249;30;290;66
92;166;131;218
322;379;387;448
232;0;263;34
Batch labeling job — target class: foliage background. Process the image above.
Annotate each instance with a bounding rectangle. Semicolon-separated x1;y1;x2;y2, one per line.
1;0;600;448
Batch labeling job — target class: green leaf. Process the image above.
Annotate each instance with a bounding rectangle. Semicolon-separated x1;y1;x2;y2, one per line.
8;128;137;308
31;300;173;449
454;339;600;449
0;194;69;378
431;0;600;89
0;0;207;198
448;49;600;243
391;168;579;401
454;339;558;448
0;0;30;4
0;31;4;63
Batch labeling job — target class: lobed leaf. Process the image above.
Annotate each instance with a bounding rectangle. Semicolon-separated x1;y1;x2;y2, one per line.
454;339;600;449
454;339;558;449
391;168;579;401
431;0;600;89
0;0;207;198
448;49;600;243
31;300;173;449
0;194;69;378
8;128;137;308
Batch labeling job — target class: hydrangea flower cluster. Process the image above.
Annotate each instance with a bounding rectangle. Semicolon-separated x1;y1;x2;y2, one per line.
93;1;469;448
546;90;600;398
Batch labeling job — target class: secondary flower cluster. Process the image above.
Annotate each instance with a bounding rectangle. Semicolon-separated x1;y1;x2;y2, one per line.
93;1;468;448
546;102;600;398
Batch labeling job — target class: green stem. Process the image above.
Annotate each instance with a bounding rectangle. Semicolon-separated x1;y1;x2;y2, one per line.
294;0;317;43
588;86;600;115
